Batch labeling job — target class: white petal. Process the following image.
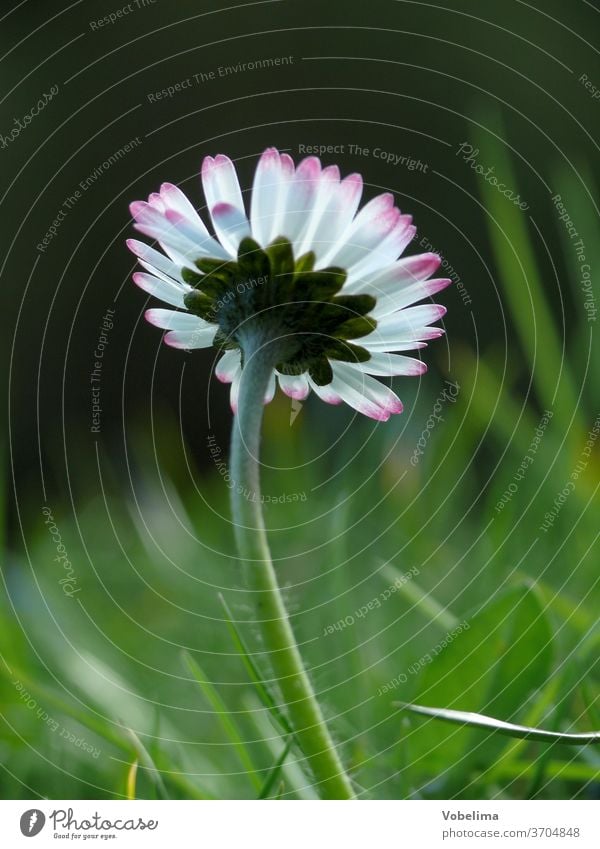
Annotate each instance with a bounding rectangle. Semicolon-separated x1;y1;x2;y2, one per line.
157;240;201;272
327;375;390;420
202;155;245;215
127;238;185;283
215;349;241;383
344;252;441;295
133;272;189;308
250;147;294;246
145;309;210;331
163;327;216;349
159;182;206;228
277;372;310;400
361;329;443;352
374;304;447;335
344;218;416;282
277;156;322;249
351;351;427;376
164;209;229;258
148;192;166;211
320;192;397;268
307;376;343;405
360;305;446;352
303;171;363;262
372;277;451;318
131;201;221;261
264;370;277;404
330;361;403;418
210;202;251;255
229;365;243;412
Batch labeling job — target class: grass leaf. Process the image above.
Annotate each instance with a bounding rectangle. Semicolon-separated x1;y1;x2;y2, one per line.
218;593;294;737
183;649;262;791
124;727;170;799
126;759;138;801
258;736;294;799
397;702;600;745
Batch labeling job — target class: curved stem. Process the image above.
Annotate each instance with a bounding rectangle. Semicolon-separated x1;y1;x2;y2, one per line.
229;336;356;800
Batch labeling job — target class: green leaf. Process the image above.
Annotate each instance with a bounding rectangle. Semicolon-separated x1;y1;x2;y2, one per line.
396;703;600;745
405;584;553;779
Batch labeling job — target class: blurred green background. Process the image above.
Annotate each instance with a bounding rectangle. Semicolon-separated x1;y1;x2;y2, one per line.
1;0;598;799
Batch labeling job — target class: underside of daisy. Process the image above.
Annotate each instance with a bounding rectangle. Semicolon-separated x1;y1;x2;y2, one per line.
128;147;450;420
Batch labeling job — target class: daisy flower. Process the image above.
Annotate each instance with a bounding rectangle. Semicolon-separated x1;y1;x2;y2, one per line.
128;147;449;420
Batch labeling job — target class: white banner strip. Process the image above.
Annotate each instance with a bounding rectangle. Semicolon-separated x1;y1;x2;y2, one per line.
0;800;597;848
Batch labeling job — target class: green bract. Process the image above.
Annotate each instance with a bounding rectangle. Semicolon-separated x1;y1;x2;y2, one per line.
183;237;376;385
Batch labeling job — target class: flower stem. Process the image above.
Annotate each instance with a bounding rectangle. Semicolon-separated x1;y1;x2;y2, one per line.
229;336;356;800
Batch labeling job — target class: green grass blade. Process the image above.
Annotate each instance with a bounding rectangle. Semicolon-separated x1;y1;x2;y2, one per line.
258;736;293;799
125;759;138;800
472;115;582;436
124;727;170;799
183;649;261;791
397;702;600;744
218;593;293;736
243;692;316;799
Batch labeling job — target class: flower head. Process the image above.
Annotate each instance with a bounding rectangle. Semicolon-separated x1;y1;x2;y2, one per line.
128;147;449;420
